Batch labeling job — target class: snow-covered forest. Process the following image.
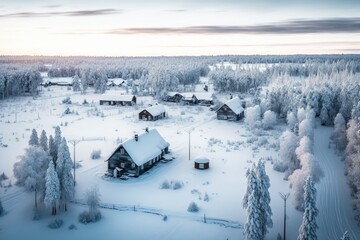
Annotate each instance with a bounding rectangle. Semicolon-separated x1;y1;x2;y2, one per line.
0;54;360;240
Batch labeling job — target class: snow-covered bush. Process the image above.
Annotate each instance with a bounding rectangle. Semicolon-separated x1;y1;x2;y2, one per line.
171;180;183;190
299;118;314;140
82;99;89;105
0;172;8;181
90;150;101;159
64;107;71;115
278;130;298;175
245;105;261;129
273;161;288;173
262;110;277;130
297;108;306;123
68;224;77;230
48;219;63;229
204;192;210;202
187;201;199;212
160;180;170;189
62;97;72;104
287;111;297;132
79;186;102;224
0;198;4;216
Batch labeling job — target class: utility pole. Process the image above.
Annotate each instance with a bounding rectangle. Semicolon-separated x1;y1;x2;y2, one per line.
69;139;81;186
184;128;193;161
279;192;290;240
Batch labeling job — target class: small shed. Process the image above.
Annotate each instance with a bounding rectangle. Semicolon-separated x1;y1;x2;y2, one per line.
139;104;166;121
195;93;214;106
99;95;136;106
164;92;183;102
194;156;209;170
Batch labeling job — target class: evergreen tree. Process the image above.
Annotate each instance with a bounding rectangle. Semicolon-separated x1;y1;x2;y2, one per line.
256;160;273;237
56;138;74;211
48;135;56;162
72;74;81;92
0;197;4;216
29;129;39;146
340;231;350;240
298;176;318;240
242;164;257;209
39;129;48;152
44;161;60;215
244;190;261;240
53;126;62;162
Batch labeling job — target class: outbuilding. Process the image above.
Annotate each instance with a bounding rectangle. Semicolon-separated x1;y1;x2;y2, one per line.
139;104;166;121
99;95;136;106
194;156;210;170
216;96;244;121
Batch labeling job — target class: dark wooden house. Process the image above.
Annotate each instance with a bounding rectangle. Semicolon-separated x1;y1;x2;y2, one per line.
106;129;170;177
99;95;136;106
195;93;214;106
139;104;166;121
216;97;244;121
164;92;183;102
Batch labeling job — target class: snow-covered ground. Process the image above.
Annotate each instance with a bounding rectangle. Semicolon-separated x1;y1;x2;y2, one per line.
0;84;359;239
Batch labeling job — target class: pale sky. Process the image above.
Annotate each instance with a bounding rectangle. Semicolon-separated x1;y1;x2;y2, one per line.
0;0;359;56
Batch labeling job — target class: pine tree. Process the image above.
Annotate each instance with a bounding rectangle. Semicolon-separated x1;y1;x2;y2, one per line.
39;129;48;152
29;129;39;146
54;126;62;150
242;164;257;209
298;176;318;240
56;138;74;211
72;74;81;92
44;161;60;215
340;231;350;240
48;135;56;162
244;190;261;240
256;160;273;237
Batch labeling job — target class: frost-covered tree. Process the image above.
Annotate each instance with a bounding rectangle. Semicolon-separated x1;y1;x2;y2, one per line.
245;105;261;129
72;74;81;92
299;118;314;141
331;113;347;152
48;135;56;162
287;111;297;132
256;160;273;237
244;190;261;240
297;108;306;124
29;129;39;146
39;130;48;152
52;126;62;162
44;161;60;215
13;146;51;209
298;176;318;240
56;138;74;211
79;186;102;223
279;130;299;175
243;165;257;209
262;110;277;130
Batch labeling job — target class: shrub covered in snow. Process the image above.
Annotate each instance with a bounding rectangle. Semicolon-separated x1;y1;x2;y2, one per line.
68;224;77;230
64;107;71;115
79;186;102;224
90;150;101;159
48;219;63;229
172;180;183;190
62;97;72;104
262;110;277;130
78;210;102;224
245;105;261;129
0;172;8;181
160;180;171;189
187;201;199;212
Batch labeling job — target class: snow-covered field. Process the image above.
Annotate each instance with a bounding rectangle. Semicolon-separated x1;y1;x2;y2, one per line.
0;84;359;239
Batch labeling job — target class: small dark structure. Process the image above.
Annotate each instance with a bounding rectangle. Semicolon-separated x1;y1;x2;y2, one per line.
107;78;127;87
216;97;244;121
181;92;213;106
99;95;136;106
164;92;183;102
106;129;170;177
139;104;166;121
42;77;73;87
194;156;209;170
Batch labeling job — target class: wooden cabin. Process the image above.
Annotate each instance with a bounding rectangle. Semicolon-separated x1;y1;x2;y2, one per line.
216;97;244;121
99;95;136;106
164;92;183;102
194;156;209;170
106;129;170;177
195;93;214;106
139;104;166;121
182;93;197;105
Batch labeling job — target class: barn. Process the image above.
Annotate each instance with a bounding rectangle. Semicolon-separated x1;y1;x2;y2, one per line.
139;104;166;121
164;92;183;102
216;97;244;121
194;156;210;170
106;129;170;177
99;95;136;106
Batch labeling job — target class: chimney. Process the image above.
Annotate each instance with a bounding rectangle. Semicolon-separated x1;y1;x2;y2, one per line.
135;134;138;141
145;127;149;133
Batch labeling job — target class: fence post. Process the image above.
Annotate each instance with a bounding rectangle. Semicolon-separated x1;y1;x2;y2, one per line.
204;214;206;223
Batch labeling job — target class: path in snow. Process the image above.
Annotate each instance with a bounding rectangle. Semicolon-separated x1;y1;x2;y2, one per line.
314;126;360;239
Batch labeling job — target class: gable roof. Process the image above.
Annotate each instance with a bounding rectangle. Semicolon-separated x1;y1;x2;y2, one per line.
217;97;244;115
122;129;169;166
100;95;135;102
194;93;213;101
142;104;166;116
167;92;182;97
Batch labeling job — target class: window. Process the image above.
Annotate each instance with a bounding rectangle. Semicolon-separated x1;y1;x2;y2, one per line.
199;163;204;169
140;165;144;170
120;163;125;168
120;148;124;154
131;163;135;168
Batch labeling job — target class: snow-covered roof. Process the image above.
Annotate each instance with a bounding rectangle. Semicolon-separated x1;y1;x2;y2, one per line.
167;92;181;97
194;156;209;164
121;129;170;166
217;97;244;115
100;95;135;102
194;93;213;101
182;93;195;100
143;104;166;116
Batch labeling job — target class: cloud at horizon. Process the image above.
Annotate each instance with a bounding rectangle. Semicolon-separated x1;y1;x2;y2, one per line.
0;9;122;18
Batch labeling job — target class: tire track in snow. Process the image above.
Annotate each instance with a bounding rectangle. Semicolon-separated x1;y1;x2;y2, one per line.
314;126;360;239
